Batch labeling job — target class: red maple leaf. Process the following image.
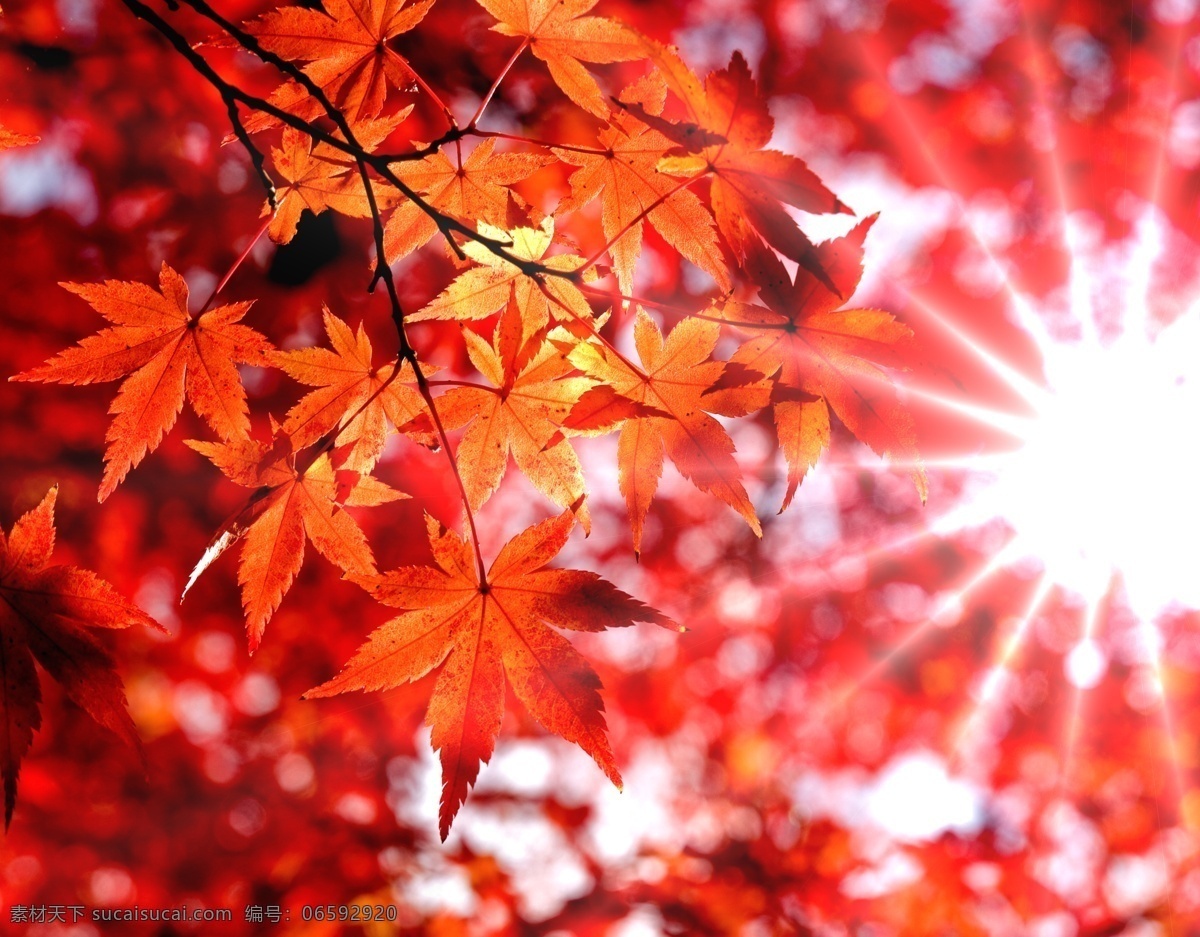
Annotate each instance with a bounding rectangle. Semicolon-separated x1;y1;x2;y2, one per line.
233;0;437;133
186;434;406;651
717;217;927;508
0;488;160;828
12;264;272;501
306;509;676;838
637;46;851;290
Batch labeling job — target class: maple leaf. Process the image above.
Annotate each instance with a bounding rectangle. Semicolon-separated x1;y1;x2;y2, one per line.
554;112;728;295
12;264;272;502
0;487;160;828
566;309;765;555
186;434;406;651
476;0;644;117
0;126;38;149
409;217;595;338
305;509;675;838
233;0;437;133
269;115;407;245
383;138;552;263
638;46;849;290
270;309;432;473
434;289;593;529
557;383;667;432
714;216;927;510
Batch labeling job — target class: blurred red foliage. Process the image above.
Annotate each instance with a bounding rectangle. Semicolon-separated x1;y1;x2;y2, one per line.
3;0;1200;934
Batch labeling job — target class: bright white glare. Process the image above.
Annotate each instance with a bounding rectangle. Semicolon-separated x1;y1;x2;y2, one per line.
996;313;1200;613
937;210;1200;621
1064;639;1107;689
864;751;984;842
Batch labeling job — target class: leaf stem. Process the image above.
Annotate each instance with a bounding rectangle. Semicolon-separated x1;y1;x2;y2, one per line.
401;54;459;130
473;128;608;155
409;369;489;584
426;379;498;392
688;310;790;330
196;214;271;316
577;174;702;274
468;39;529;129
533;279;646;379
578;283;718;318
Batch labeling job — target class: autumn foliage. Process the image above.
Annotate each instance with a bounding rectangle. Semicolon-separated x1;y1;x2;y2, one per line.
5;0;1200;933
4;0;922;840
0;486;159;828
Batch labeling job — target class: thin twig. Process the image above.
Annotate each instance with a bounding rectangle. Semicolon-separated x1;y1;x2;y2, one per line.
185;0;492;582
223;97;275;208
124;0;492;583
120;0;556;279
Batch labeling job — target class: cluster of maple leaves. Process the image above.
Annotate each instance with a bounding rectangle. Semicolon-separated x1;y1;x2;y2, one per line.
4;0;923;838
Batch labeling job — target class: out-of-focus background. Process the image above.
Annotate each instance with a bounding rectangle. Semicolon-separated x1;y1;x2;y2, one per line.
3;0;1200;933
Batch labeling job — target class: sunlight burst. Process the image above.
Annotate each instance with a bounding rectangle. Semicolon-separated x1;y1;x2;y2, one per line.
930;212;1200;622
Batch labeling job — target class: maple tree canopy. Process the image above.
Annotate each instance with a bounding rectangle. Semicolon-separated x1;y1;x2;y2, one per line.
5;0;925;842
6;0;1192;932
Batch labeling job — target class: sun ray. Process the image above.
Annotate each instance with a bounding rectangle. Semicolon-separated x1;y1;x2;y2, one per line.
823;453;1011;472
1141;20;1187;219
847;34;1037;315
777;516;984;621
1015;0;1074;223
950;573;1054;770
829;539;1020;709
1124;208;1164;339
811;522;947;582
898;384;1034;438
900;289;1048;408
780;11;1200;873
747;12;1200;924
1058;597;1103;794
689;497;977;639
1141;616;1189;812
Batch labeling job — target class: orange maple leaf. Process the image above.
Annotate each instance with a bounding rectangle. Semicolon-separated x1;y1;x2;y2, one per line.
638;46;850;290
235;0;436;133
12;263;273;502
269;115;407;244
566;309;765;555
716;216;927;509
554;111;728;294
186;434;406;651
409;217;594;338
383;138;553;263
476;0;644;117
270;309;431;473
0;126;38;149
306;509;675;839
434;289;593;529
0;487;161;828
